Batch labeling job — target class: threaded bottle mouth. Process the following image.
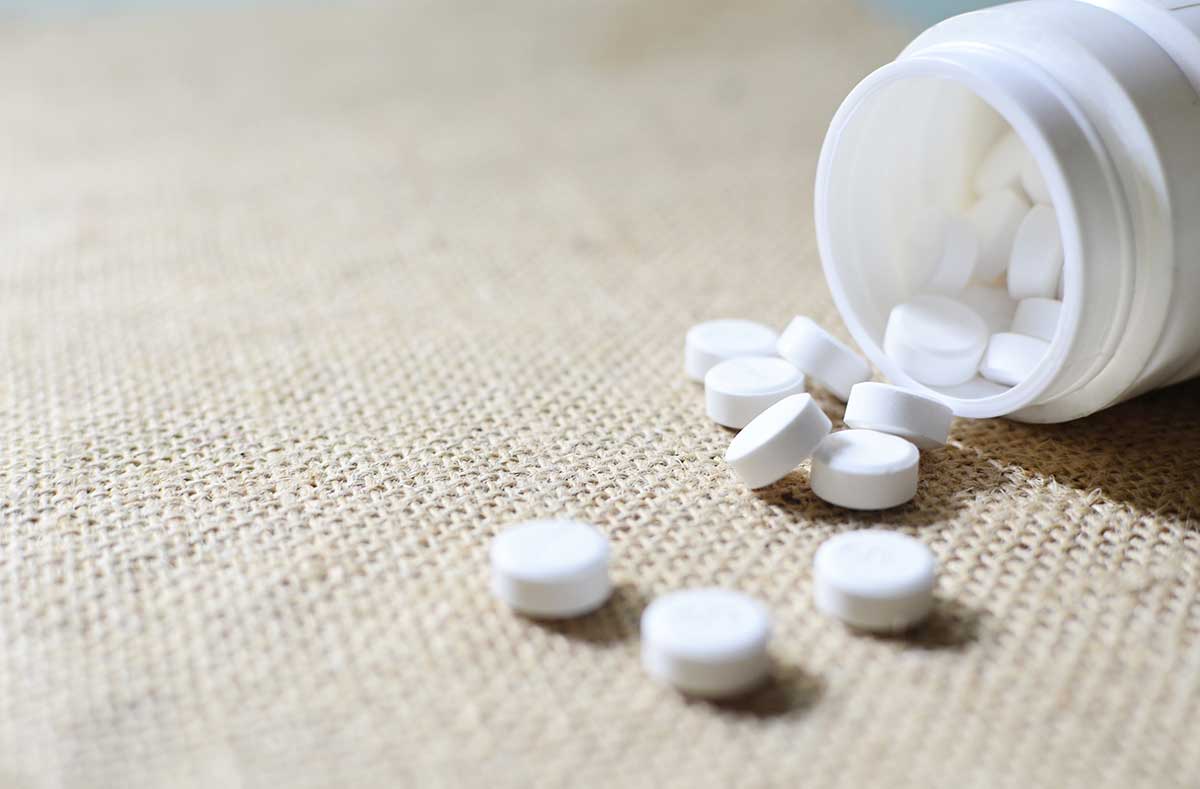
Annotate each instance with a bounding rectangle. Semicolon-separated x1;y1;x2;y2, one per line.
814;45;1105;420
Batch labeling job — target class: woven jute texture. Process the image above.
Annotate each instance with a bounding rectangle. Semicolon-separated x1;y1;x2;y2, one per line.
2;0;1199;786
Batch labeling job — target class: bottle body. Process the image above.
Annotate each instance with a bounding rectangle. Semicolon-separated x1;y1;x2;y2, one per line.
815;0;1200;421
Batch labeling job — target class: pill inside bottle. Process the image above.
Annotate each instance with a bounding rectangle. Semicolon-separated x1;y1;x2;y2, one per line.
857;114;1063;408
814;1;1200;423
817;81;1071;420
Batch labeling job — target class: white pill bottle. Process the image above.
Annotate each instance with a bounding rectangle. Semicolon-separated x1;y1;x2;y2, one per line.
815;0;1200;422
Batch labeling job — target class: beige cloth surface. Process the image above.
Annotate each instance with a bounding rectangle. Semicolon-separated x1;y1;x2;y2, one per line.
2;0;1199;786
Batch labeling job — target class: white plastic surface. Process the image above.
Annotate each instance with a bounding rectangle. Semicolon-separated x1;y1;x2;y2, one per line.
843;381;954;449
684;320;779;382
974;129;1028;195
490;520;611;619
1011;297;1063;342
1082;0;1200;94
979;332;1049;387
813;530;936;632
809;429;920;510
775;316;872;401
640;588;772;698
705;357;806;429
725;394;832;489
958;284;1017;334
1021;154;1051;204
969;188;1031;281
883;295;989;387
1008;205;1063;300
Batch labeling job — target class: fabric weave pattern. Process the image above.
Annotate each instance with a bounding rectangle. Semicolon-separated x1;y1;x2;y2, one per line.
1;1;1198;787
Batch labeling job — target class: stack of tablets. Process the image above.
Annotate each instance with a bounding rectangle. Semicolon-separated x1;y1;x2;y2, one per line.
884;128;1065;393
685;316;953;510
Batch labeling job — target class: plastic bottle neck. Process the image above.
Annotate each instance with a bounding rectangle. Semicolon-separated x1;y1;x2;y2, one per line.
816;42;1132;419
1078;0;1200;95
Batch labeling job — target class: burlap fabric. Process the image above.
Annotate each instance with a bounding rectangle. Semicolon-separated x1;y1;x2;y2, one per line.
2;0;1198;786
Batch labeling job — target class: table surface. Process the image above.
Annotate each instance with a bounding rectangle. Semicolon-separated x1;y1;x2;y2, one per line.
2;1;1199;787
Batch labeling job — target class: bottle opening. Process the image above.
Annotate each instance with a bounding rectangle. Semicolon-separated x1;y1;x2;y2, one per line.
815;55;1083;419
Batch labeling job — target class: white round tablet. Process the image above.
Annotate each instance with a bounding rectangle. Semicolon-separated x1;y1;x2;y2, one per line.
843;382;953;450
809;429;920;510
684;319;779;382
974;130;1028;196
883;295;989;387
641;588;772;699
725;394;832;489
1011;297;1062;342
705;356;806;429
905;211;978;296
957;284;1017;334
1021;154;1051;204
775;316;871;401
1008;205;1063;300
968;187;1031;281
490;520;611;619
813;530;936;632
978;332;1050;387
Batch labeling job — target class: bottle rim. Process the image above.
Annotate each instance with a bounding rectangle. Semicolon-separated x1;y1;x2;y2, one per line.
814;43;1124;419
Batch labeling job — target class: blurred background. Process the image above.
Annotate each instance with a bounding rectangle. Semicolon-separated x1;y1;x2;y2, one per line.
873;0;1000;24
0;0;1001;22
